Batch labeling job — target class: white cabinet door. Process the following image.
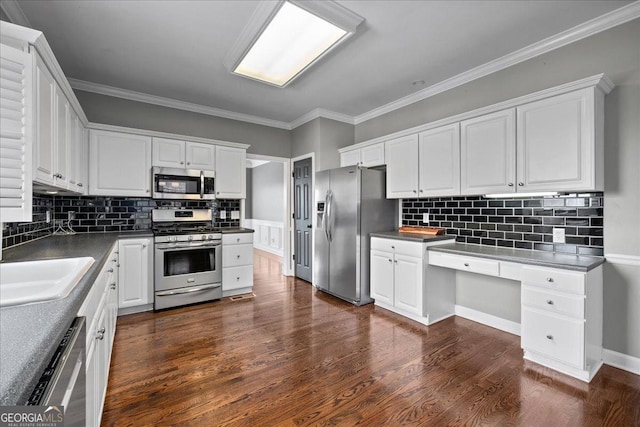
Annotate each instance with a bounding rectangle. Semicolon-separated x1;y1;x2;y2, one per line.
67;109;79;188
34;53;55;185
370;250;394;306
393;254;423;316
517;88;597;192
89;130;152;197
361;142;385;167
0;43;32;222
340;149;361;167
461;109;515;195
118;238;152;308
54;84;70;189
186;141;215;170
152;137;185;168
75;121;88;194
418;123;460;197
385;134;419;198
215;145;246;199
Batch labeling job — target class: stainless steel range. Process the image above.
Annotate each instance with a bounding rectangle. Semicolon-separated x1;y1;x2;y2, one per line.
152;209;222;310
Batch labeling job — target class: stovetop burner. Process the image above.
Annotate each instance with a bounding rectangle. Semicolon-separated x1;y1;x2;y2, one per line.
152;223;218;236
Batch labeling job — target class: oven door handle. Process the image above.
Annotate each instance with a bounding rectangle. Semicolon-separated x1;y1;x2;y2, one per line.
156;242;221;250
156;283;222;297
200;170;205;199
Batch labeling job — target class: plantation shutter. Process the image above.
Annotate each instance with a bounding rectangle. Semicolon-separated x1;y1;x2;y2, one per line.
0;44;32;222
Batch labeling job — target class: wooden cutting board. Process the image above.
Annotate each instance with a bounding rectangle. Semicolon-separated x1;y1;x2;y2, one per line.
398;226;446;235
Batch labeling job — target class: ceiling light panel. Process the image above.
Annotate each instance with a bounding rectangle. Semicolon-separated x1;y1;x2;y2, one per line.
226;1;364;87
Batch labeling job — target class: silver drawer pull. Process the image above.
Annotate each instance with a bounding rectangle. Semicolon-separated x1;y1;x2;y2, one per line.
236;277;240;281
394;260;398;264
110;283;116;290
237;255;241;259
107;268;114;273
464;263;470;267
388;259;392;263
547;277;554;282
546;300;554;305
546;335;553;340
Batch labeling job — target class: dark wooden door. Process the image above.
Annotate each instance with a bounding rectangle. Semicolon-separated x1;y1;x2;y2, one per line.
294;158;312;282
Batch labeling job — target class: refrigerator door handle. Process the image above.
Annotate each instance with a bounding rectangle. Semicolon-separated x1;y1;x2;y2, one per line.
323;190;330;242
326;190;333;242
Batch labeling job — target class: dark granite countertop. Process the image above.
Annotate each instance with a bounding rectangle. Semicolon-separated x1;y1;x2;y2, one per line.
0;231;151;405
428;243;605;272
370;231;457;243
219;227;254;234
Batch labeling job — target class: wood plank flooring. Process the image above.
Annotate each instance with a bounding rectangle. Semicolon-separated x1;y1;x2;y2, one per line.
102;249;640;426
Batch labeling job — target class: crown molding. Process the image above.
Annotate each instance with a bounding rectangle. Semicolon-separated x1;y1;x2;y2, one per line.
353;2;640;125
0;0;32;28
68;78;292;130
289;108;355;129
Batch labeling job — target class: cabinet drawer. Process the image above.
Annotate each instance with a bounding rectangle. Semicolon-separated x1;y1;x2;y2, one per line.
522;286;584;318
522;266;585;295
223;233;253;245
522;307;584;368
371;238;423;257
428;252;499;277
223;265;253;291
223;244;253;267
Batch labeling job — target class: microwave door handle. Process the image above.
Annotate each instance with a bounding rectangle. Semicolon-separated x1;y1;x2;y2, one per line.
200;170;205;199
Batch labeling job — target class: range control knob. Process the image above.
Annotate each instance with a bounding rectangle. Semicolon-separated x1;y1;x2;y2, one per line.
170;236;177;242
208;235;215;240
188;235;193;241
201;235;207;240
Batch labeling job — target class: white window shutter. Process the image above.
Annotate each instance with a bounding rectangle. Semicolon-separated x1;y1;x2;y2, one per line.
0;44;32;223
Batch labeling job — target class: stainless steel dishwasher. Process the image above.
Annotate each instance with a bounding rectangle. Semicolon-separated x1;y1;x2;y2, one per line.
27;317;86;426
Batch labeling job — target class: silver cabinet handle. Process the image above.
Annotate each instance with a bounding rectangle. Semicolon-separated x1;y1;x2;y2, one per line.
236;277;240;281
394;260;398;264
187;162;190;165
508;183;514;187
546;300;554;305
156;283;222;296
419;189;423;193
236;238;240;242
391;246;395;249
412;190;417;193
546;335;553;340
388;259;392;263
547;277;554;282
237;255;241;259
142;244;147;248
77;183;83;187
96;328;105;340
146;189;150;193
464;263;470;267
180;161;184;165
518;182;524;186
112;259;117;262
110;283;116;290
107;268;113;273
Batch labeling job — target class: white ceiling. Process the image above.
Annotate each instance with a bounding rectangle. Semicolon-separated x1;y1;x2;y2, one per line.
7;0;635;128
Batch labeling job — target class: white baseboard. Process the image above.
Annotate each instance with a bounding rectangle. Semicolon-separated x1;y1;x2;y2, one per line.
454;305;521;336
118;303;153;316
603;349;640;375
254;242;284;257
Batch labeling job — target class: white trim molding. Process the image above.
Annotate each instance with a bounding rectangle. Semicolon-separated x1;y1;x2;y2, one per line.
604;254;640;267
353;2;640;125
290;108;355;128
0;0;31;28
603;349;640;375
454;305;521;337
69;78;292;130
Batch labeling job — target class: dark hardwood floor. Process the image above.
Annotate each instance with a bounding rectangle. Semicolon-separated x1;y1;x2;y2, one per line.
102;250;640;426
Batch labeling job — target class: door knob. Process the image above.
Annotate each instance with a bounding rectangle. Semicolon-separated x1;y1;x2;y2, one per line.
307;224;312;228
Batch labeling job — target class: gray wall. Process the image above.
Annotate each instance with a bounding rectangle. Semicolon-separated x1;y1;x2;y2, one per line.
291;117;354;171
74;90;292;158
250;162;284;222
354;19;640;358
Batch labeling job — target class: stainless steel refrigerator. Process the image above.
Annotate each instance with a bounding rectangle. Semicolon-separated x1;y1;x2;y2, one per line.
314;166;396;305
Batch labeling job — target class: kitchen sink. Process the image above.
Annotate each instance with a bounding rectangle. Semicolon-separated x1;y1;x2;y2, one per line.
0;257;95;307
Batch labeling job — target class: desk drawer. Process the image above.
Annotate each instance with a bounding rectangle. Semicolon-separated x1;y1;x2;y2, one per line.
428;252;499;277
522;266;585;295
522;307;584;368
522;286;584;318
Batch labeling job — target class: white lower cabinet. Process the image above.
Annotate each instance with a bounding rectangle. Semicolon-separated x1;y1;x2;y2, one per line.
370;237;456;325
118;237;153;310
222;233;254;296
78;243;119;427
521;265;603;382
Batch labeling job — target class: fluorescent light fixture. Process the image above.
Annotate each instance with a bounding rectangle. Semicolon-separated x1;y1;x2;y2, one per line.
484;192;559;198
226;1;363;87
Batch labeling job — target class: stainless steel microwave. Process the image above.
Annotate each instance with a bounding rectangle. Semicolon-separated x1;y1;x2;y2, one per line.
152;167;215;200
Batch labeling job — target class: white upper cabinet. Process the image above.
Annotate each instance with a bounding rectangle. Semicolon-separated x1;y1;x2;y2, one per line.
215;145;246;199
185;141;215;170
152;137;216;170
418;123;460;197
152;137;185;168
340;142;385;167
385;134;419;198
89;130;152;197
517;88;603;192
0;43;32;222
33;52;55;186
54;84;70;189
461;109;516;195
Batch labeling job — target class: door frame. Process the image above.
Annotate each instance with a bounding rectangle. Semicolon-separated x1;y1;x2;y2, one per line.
244;153;293;276
291;153;315;283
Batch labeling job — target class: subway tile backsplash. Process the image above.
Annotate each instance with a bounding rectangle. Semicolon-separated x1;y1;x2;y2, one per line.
402;193;604;256
2;196;241;250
